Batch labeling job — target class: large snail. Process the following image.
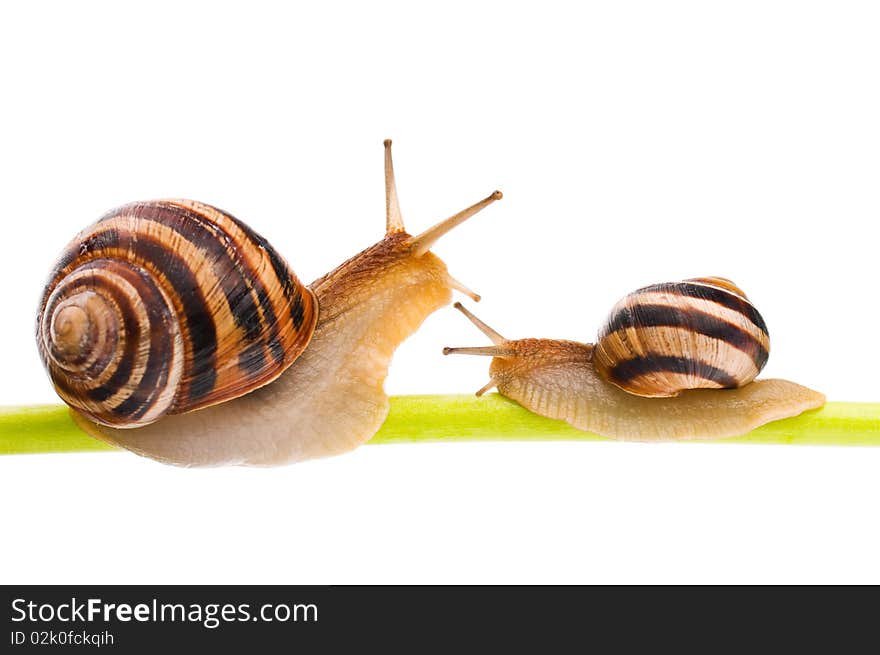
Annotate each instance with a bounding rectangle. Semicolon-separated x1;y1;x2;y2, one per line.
37;141;502;466
444;278;825;440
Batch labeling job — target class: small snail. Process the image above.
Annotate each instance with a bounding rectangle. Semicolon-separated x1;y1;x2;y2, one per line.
444;278;825;440
37;140;502;466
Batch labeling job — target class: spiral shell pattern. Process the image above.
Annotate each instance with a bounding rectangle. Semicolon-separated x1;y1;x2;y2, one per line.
37;200;317;428
592;277;770;397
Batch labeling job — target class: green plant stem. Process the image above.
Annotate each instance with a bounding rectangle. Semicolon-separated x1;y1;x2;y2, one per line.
1;395;879;456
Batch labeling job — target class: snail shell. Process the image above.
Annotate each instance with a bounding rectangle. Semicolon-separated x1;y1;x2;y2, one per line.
592;277;770;397
36;199;317;428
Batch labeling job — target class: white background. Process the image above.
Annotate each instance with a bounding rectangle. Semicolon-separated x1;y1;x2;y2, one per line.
1;1;879;583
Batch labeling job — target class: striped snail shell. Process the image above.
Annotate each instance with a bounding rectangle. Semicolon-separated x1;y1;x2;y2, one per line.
592;277;770;397
36;199;318;428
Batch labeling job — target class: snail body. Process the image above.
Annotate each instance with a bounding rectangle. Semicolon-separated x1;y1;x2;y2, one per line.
41;141;502;466
444;278;824;441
